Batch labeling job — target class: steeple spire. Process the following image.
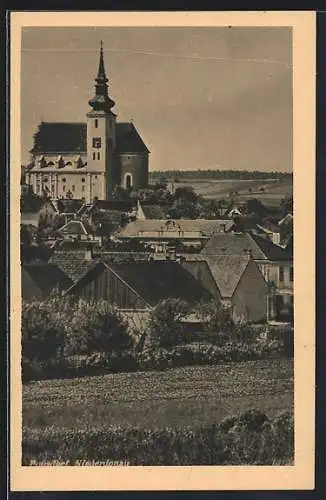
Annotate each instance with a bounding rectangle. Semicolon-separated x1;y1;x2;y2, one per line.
96;40;108;83
88;41;115;113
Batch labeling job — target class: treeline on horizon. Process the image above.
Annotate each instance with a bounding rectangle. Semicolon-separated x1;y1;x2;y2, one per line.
149;170;293;181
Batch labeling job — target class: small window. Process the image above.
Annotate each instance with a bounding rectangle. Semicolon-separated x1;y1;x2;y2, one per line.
72;185;75;192
81;178;85;183
93;152;96;161
97;152;100;160
82;185;85;192
62;178;66;183
279;266;284;282
43;176;48;183
92;137;101;148
290;266;294;282
62;185;66;192
95;175;98;179
66;162;72;166
95;119;98;128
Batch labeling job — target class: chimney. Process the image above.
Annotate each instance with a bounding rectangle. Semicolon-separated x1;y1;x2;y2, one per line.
243;248;252;260
166;245;176;261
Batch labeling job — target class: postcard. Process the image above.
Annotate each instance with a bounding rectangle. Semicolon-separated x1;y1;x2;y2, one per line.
10;10;315;491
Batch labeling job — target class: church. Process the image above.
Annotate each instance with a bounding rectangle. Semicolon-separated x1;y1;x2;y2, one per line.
24;42;150;203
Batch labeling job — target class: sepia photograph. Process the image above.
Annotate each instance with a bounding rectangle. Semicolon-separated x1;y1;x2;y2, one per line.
10;11;315;491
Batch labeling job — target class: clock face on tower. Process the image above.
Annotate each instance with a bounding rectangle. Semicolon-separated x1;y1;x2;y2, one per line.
92;137;101;149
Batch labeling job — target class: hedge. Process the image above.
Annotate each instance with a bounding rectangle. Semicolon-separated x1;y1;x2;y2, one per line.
23;337;290;382
22;409;294;466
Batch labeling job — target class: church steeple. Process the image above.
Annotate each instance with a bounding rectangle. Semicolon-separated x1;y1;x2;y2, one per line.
88;41;115;113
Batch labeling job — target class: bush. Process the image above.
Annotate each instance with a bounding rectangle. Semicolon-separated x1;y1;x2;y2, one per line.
146;299;191;348
23;337;287;382
22;409;294;465
22;297;134;381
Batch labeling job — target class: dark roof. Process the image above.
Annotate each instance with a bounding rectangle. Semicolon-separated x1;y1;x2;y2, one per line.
228;215;262;233
22;263;73;294
31;122;87;154
92;199;133;212
56;199;85;214
250;234;292;261
31;121;149;154
49;250;99;282
115;122;149;153
107;261;213;306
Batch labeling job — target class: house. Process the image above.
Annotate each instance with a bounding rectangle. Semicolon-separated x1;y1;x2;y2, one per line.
53;198;86;224
21;192;57;227
256;217;293;247
114;218;234;254
22;263;73;300
66;260;213;310
200;232;293;322
56;219;101;246
181;254;268;323
49;249;99;283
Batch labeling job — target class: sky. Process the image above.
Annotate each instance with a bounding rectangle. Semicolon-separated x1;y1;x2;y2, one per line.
21;26;293;172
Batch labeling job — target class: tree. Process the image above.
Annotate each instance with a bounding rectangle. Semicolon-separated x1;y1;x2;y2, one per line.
196;301;234;344
243;198;267;218
146;298;191;348
281;195;293;216
113;186;131;202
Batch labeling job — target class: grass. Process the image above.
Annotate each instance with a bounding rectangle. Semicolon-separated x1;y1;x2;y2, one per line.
23;358;293;431
175;177;292;204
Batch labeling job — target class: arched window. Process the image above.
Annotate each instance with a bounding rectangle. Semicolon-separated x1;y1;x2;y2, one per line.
125;173;133;190
95;119;98;128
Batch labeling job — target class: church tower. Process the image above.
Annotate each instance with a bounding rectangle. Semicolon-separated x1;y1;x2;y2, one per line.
86;41;116;200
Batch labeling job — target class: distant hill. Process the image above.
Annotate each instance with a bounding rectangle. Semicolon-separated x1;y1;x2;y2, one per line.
149;170;292;182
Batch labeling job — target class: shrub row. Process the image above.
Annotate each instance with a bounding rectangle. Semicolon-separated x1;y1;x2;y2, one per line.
23;338;288;382
22;409;294;466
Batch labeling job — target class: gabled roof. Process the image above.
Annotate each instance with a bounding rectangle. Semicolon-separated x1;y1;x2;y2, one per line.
22;263;73;294
116;219;234;238
108;261;213;306
30;121;149;154
49;250;99;282
201;233;267;260
31;122;87;154
70;260;213;307
115;122;150;153
199;256;251;298
250;234;292;261
58;220;93;236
